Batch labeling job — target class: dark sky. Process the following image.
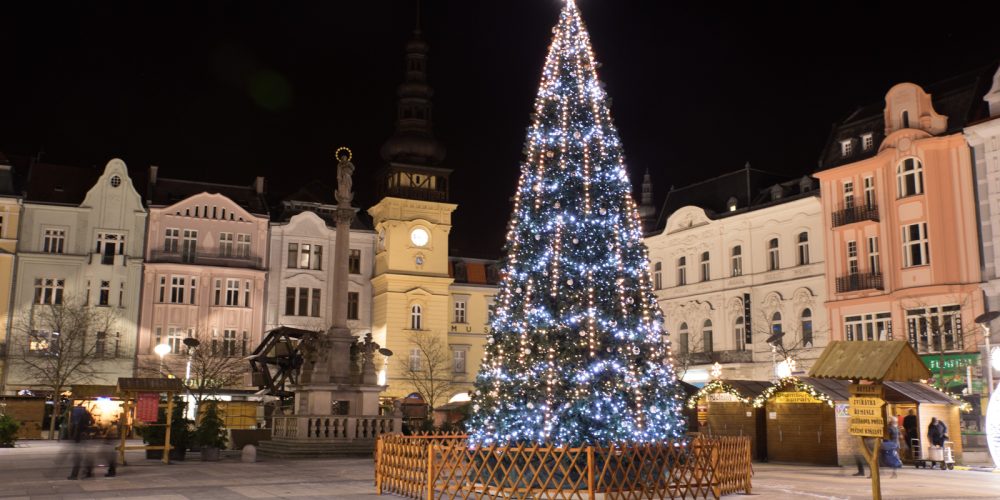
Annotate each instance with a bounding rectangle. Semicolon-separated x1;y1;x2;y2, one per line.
2;1;998;258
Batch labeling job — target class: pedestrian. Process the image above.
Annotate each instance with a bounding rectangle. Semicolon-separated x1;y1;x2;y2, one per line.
881;420;902;478
902;409;918;456
935;418;948;446
66;403;95;480
928;417;945;447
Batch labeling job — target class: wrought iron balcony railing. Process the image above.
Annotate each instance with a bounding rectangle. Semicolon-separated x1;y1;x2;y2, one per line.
832;203;879;227
149;250;264;270
836;272;883;293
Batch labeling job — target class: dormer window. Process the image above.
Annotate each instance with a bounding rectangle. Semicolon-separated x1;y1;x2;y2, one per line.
769;185;783;201
901;110;910;129
726;197;738;212
799;176;812;193
861;133;874;151
840;139;854;158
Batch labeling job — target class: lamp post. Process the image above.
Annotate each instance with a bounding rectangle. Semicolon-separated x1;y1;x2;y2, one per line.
182;337;200;385
154;343;171;376
975;311;1000;396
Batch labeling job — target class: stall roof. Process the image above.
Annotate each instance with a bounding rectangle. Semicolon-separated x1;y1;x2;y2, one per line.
884;382;958;405
116;378;185;393
808;341;931;382
725;380;772;398
797;377;852;401
71;385;118;398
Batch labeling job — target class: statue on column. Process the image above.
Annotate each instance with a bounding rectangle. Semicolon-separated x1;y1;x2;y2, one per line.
335;147;354;206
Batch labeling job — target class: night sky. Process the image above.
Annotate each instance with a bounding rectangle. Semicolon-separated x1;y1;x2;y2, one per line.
2;1;998;258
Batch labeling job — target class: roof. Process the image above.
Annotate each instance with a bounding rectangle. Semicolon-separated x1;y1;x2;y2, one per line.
23;162;102;204
449;257;500;285
274;180;373;229
70;385;118;398
884;381;958;405
148;176;269;216
652;166;817;232
817;61;1000;171
797;377;853;401
116;377;185;393
722;380;772;398
808;341;932;382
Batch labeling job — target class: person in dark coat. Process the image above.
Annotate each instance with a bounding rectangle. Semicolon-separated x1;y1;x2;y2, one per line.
934;418;948;447
67;404;94;480
927;417;943;447
902;409;918;452
881;420;902;477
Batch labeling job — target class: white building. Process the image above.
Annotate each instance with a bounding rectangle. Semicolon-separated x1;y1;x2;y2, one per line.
7;158;146;390
645;168;829;382
265;185;376;339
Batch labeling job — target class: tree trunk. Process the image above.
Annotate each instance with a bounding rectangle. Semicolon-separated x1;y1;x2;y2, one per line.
48;398;60;440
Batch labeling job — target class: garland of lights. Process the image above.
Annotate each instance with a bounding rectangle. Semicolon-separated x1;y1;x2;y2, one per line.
751;377;835;408
686;380;753;409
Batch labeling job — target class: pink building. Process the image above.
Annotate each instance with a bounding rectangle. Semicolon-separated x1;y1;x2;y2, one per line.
815;79;987;395
137;167;269;380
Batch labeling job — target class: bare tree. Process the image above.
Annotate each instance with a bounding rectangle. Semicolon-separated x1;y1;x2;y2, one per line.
396;331;457;414
9;298;119;438
899;296;981;391
138;330;248;405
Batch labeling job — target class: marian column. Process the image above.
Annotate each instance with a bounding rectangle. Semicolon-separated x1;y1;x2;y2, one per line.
326;147;359;383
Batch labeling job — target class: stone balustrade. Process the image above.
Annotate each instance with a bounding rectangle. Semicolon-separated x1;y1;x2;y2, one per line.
271;415;401;441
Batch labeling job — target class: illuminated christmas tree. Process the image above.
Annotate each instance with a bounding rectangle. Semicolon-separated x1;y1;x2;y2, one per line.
467;0;686;446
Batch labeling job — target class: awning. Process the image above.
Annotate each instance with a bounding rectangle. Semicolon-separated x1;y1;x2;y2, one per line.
884;381;959;405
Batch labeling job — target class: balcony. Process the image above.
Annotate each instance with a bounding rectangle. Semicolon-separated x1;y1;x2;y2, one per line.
836;272;883;293
832;203;879;227
149;250;264;270
683;349;754;365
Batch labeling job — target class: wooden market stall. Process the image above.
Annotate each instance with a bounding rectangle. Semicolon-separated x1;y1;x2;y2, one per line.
687;379;770;461
883;381;964;462
115;378;185;465
0;395;45;439
757;376;849;465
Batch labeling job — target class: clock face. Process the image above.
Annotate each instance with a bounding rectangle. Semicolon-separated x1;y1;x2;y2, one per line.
410;227;429;247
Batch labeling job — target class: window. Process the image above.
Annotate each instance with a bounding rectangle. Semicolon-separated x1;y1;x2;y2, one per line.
299;244;313;269
223;329;238;357
29;331;57;353
347;291;358;320
843;181;855;208
731;246;743;277
164;228;179;253
702;320;713;353
801;309;813;347
797;232;809;265
768;238;780;271
287;243;322;269
409;348;422;371
226;279;240;306
452;348;467;374
847;241;859;275
486;297;496;324
170;276;185;304
700;252;710;282
285;288;295;316
287;243;298;268
901;110;910;129
863;177;875;208
907;305;962;354
158;277;166;303
244;280;251;307
95;332;107;357
297;287;309;316
840;139;854;157
845;312;892;342
861;133;874;151
653;262;662;290
770;312;783;347
96;233;124;264
285;287;321;317
219;232;234;257
454;299;467;323
99;281;110;306
411;305;422;330
902;222;929;267
182;230;197;263
0;214;5;237
43;228;65;254
236;234;251;258
214;279;222;305
189;279;197;305
735;316;747;351
33;278;64;305
166;327;184;355
313;245;323;270
868;237;880;273
897;158;924;197
349;249;361;274
677;257;687;286
677;323;689;355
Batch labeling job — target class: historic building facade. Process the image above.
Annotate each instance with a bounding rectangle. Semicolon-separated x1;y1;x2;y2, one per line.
0;156;22;392
6;159;146;391
265;186;376;338
137;168;269;380
814;76;991;397
647;169;828;382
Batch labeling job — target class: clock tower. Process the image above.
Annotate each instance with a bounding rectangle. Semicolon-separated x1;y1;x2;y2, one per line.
369;25;457;400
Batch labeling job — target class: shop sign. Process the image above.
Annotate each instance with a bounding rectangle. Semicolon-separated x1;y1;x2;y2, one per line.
922;353;980;371
848;390;886;437
772;391;821;404
136;392;159;423
706;392;740;403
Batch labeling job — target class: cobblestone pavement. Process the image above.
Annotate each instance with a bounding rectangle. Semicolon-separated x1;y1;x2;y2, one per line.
2;441;998;499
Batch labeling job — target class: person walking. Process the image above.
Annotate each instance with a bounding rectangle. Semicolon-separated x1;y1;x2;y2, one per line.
934;418;949;446
67;403;95;480
881;420;902;478
902;409;918;457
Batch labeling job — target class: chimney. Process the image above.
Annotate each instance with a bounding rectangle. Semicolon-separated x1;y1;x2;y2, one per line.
255;176;265;194
149;165;158;185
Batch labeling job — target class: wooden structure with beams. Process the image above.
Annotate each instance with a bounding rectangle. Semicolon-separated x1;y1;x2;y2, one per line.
808;341;932;500
115;378;185;465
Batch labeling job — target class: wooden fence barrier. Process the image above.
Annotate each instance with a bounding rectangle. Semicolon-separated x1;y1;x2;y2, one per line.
374;434;752;500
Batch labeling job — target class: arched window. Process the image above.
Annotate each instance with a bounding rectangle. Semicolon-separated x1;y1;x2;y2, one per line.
768;238;780;271
897;158;924;197
731;246;743;277
735;316;747;351
702;319;713;353
653;262;662;290
797;232;810;266
700;252;710;282
677;323;689;355
801;308;814;347
411;305;422;330
901;110;910;129
677;257;687;286
770;311;783;347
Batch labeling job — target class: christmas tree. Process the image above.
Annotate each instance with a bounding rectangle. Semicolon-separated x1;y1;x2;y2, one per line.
467;0;686;446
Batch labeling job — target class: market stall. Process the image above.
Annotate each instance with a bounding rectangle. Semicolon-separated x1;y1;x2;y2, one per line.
687;379;770;460
756;376;847;465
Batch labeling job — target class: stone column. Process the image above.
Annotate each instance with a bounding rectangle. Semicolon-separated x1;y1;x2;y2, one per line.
325;150;358;384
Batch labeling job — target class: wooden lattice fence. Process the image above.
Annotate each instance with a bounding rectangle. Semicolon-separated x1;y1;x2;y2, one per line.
375;434;752;500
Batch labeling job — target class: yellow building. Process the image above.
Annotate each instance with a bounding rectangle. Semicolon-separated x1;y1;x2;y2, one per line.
0;157;22;393
369;29;497;410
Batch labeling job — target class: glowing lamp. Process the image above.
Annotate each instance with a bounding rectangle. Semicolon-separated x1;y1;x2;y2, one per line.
154;343;172;358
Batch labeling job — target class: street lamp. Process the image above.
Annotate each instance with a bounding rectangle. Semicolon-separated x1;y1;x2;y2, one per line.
182;337;201;385
975;311;1000;395
154;343;171;375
